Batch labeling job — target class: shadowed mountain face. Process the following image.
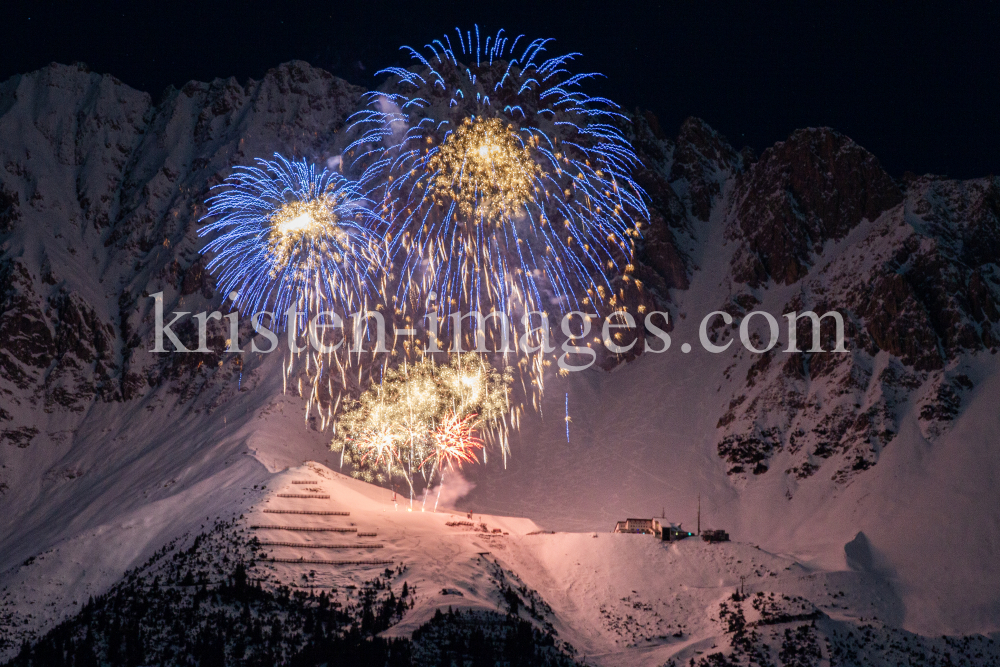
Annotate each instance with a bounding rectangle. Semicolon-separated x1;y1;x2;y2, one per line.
614;116;998;487
1;61;1000;648
728;128;904;287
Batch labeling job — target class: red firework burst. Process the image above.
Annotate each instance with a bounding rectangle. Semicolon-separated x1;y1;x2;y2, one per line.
425;413;484;470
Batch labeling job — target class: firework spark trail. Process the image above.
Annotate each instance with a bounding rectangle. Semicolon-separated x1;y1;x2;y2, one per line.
565;391;570;443
200;154;393;426
346;27;649;324
433;467;446;513
200;154;382;328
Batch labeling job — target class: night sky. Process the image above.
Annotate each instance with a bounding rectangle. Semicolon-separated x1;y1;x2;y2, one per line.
2;1;996;179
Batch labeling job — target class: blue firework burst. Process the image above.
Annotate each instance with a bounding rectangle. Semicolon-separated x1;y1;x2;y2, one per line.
346;26;648;318
199;154;382;329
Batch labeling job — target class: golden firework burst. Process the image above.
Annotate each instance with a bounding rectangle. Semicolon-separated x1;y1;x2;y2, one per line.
331;354;513;492
267;198;350;274
427;117;539;221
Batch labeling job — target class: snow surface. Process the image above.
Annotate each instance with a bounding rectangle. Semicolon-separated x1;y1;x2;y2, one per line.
12;460;996;665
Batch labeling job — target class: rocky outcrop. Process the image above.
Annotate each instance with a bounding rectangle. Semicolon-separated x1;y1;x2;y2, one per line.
0;186;19;233
669;116;745;222
715;174;1000;484
625;111;690;296
728;128;903;286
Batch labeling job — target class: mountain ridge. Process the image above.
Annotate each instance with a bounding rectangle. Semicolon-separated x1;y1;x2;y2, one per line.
1;60;999;657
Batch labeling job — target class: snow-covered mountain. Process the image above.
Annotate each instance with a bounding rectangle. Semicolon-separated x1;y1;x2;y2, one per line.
7;465;1000;666
1;61;999;664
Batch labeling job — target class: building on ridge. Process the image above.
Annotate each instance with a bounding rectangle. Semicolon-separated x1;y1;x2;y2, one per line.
613;517;696;541
612;518;654;534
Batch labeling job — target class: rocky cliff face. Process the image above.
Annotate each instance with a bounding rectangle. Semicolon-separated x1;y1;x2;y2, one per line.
0;61;363;450
728;128;904;287
1;61;997;496
712;131;999;485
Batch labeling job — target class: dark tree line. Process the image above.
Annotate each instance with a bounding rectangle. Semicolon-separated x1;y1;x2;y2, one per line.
3;519;580;666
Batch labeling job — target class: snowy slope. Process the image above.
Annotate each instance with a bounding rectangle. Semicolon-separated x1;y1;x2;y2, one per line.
230;467;1000;665
10;465;997;666
464;193;1000;635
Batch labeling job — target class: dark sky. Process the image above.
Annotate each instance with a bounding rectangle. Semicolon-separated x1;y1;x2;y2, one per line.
2;1;997;179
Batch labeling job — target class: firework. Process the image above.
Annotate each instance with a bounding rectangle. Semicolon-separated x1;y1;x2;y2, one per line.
427;117;540;221
199;153;382;329
426;412;485;470
194;32;650;497
346;26;648;320
355;424;400;468
332;353;512;503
